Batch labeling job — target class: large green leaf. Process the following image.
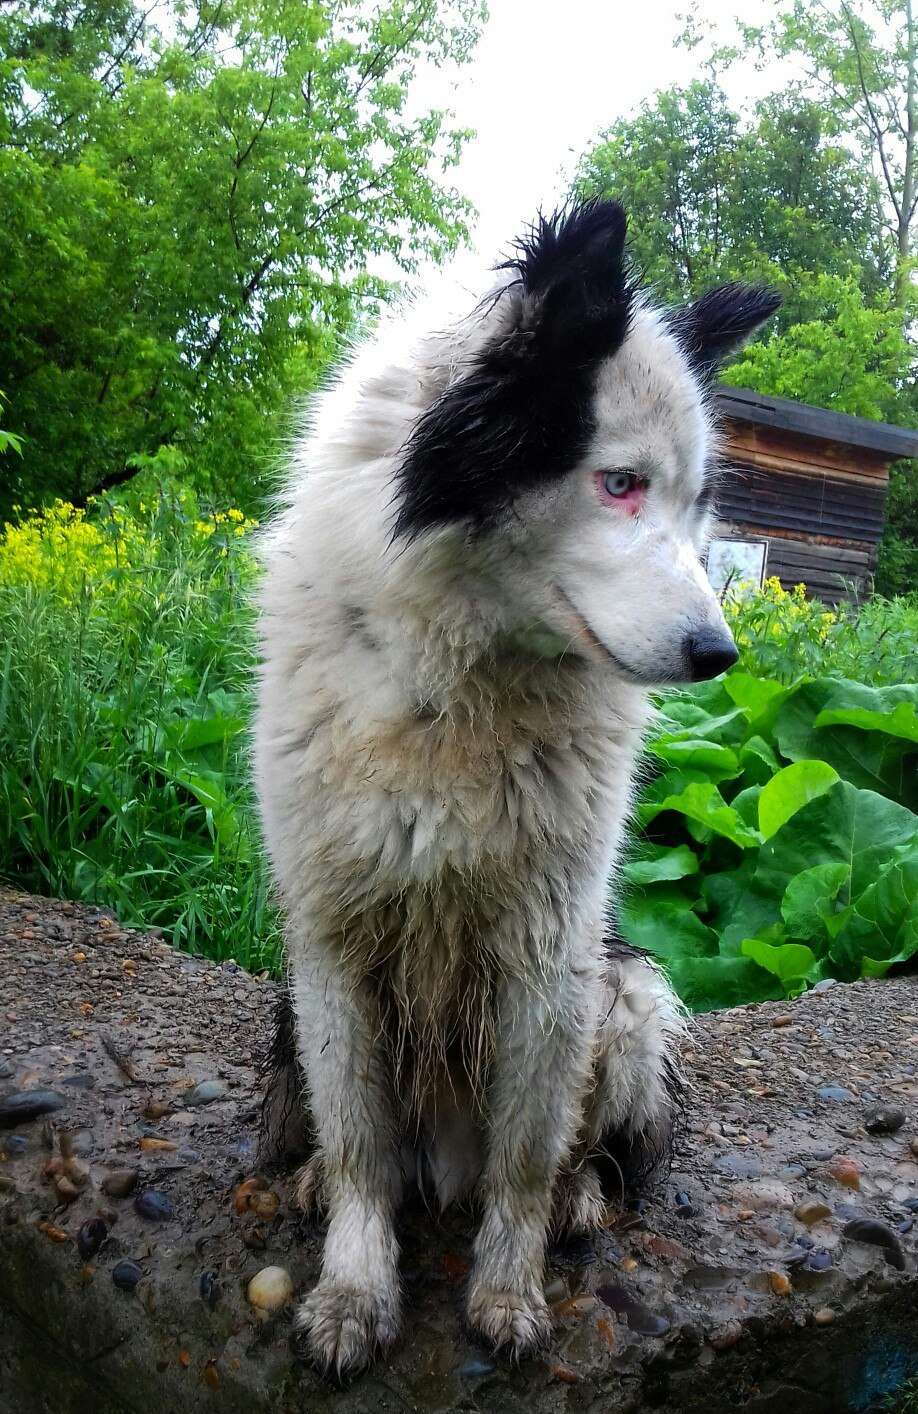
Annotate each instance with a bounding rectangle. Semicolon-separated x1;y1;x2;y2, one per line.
815;699;918;745
663;954;784;1012
781;862;851;945
774;680;918;808
757;759;840;839
755;780;918;905
724;673;795;735
618;895;717;961
741;932;817;996
647;736;740;781
827;851;918;979
622;843;700;887
641;781;762;848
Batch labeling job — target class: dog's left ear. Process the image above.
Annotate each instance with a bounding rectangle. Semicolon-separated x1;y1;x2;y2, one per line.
671;282;781;380
502;200;632;365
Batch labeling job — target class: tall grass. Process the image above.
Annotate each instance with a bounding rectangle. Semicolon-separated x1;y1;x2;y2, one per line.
0;486;915;978
0;485;281;971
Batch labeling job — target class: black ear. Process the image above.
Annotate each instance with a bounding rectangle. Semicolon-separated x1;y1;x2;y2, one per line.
393;201;634;538
499;199;632;365
672;282;781;379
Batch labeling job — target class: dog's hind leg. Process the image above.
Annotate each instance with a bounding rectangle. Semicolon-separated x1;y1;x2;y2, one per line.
585;939;685;1195
466;959;597;1358
287;932;404;1378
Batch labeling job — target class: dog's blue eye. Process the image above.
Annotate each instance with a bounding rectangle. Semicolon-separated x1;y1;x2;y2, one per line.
603;471;636;497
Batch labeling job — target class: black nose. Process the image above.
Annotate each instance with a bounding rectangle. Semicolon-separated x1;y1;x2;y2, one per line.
684;626;739;681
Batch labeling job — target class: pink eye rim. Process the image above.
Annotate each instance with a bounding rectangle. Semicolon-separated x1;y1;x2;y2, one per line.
595;469;647;511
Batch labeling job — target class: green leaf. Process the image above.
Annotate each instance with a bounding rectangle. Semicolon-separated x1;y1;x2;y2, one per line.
647;736;740;781
815;700;918;745
827;851;918;980
663;954;784;1012
758;759;840;839
622;843;700;886
641;781;762;847
724;674;794;734
618;897;718;961
781;862;851;945
741;933;817;997
774;680;918;808
756;780;918;906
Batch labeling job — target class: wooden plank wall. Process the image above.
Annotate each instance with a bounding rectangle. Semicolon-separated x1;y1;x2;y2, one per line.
718;421;892;604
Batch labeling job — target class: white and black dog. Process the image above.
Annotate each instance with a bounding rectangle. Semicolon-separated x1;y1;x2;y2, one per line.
254;200;779;1376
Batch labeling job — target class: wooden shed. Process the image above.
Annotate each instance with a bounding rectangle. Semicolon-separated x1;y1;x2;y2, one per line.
711;385;918;604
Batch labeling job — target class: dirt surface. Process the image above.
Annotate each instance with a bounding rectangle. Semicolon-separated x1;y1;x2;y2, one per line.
0;886;916;1414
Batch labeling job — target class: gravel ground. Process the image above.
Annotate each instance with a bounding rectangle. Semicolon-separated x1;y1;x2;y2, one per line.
0;886;916;1414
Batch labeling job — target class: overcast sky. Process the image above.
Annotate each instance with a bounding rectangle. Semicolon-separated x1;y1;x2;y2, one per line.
415;0;787;263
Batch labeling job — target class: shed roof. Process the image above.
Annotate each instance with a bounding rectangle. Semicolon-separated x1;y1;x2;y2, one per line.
716;385;918;461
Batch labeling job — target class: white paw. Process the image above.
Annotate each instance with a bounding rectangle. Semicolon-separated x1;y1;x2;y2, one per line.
292;1280;400;1377
466;1283;552;1358
553;1162;608;1235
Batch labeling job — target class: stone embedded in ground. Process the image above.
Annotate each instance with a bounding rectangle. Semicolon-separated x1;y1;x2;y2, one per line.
0;887;916;1414
863;1104;906;1134
0;1089;67;1126
246;1266;294;1311
184;1079;226;1107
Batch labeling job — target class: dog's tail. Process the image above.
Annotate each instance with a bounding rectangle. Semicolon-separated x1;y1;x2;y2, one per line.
258;982;313;1171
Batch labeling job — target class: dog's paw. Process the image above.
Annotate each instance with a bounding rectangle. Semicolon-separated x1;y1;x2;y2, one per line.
466;1283;552;1359
553;1162;608;1236
292;1280;400;1377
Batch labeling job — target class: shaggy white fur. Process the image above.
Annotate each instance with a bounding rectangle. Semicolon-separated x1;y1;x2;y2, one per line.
253;205;772;1376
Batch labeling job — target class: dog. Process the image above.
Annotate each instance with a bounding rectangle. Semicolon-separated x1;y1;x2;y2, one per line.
253;199;779;1376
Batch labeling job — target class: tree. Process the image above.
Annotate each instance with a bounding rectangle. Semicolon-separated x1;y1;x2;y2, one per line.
750;0;917;307
0;0;484;513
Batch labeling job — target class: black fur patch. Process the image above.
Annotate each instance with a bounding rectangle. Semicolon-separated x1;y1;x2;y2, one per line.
669;281;781;381
258;983;312;1171
393;199;633;537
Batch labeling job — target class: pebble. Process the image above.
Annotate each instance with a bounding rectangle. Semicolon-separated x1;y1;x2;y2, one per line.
733;1180;795;1213
902;1198;918;1212
842;1219;905;1270
3;1133;28;1155
910;1138;918;1157
77;1217;108;1261
0;1060;14;1079
863;1104;905;1135
59;1129;93;1159
234;1177;267;1214
709;1320;743;1351
61;1072;95;1089
805;1248;833;1272
596;1284;670;1336
101;1168;138;1198
184;1080;226;1107
458;1353;497;1379
713;1153;763;1180
817;1086;856;1103
248;1189;280;1223
0;1089;66;1127
826;1158;861;1190
794;1201;832;1226
112;1259;144;1291
813;1307;836;1326
200;1271;217;1302
246;1266;294;1311
768;1272;792;1296
133;1190;174;1222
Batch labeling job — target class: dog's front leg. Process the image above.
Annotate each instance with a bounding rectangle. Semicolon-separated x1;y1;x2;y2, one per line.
467;959;595;1357
288;935;402;1377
